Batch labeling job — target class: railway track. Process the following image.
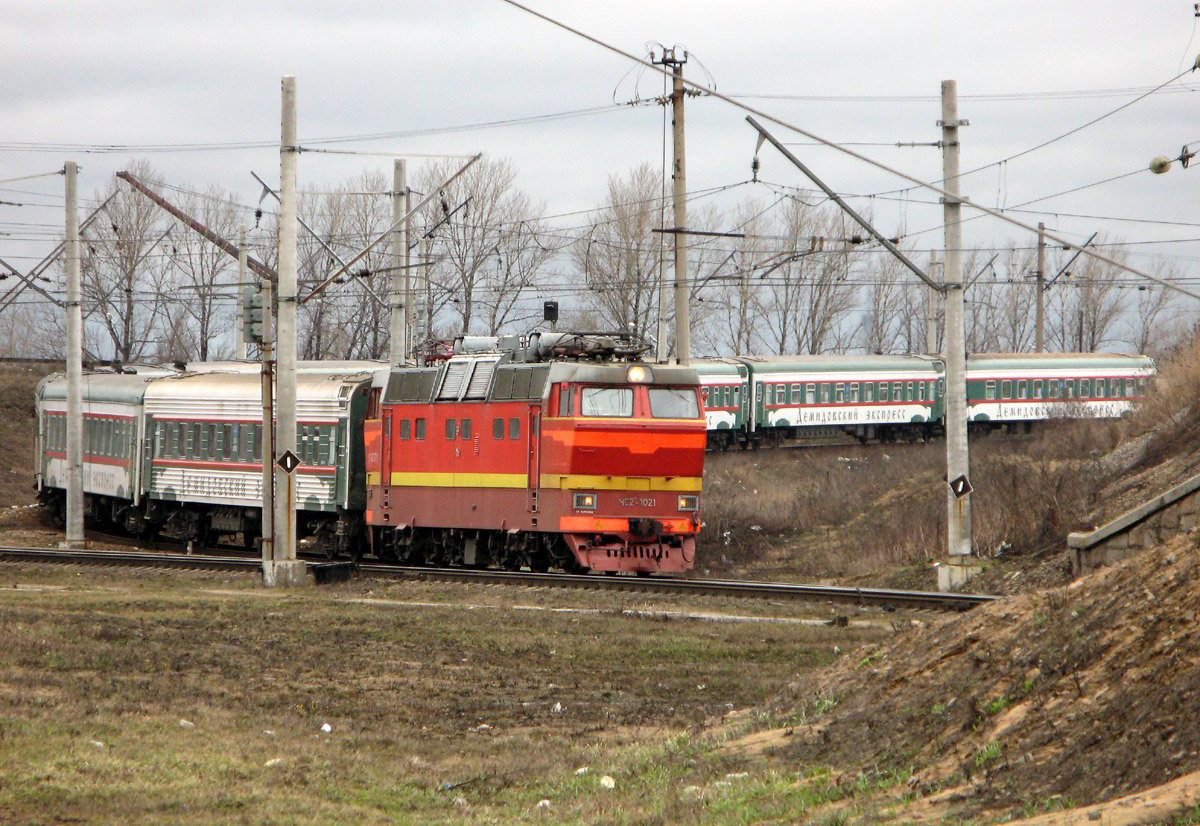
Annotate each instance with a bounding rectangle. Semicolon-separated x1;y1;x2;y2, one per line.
0;545;997;611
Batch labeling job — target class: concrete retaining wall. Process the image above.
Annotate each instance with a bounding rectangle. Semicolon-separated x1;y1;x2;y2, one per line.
1068;472;1200;575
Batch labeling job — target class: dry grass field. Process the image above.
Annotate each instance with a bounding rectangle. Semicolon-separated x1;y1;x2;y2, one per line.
0;562;894;825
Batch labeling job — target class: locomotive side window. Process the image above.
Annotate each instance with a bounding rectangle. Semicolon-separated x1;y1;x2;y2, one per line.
649;387;699;418
415;418;426;440
558;384;573;416
511;370;532;399
401;420;411;440
509;418;520;439
445;419;457;440
493;418;504;440
581;387;632;417
461;419;472;440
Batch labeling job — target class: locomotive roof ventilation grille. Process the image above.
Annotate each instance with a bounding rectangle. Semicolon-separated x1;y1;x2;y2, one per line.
437;361;470;400
464;359;497;400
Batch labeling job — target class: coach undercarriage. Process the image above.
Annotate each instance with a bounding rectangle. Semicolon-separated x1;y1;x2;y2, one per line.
37;487;362;556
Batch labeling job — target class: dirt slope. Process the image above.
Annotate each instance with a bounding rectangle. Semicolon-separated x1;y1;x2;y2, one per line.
756;533;1200;822
0;362;53;506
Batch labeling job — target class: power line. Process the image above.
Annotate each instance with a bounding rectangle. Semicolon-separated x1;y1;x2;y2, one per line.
0;103;650;155
726;82;1200;103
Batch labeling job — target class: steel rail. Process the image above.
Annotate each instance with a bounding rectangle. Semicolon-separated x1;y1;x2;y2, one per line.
366;564;996;610
0;546;259;571
0;546;995;611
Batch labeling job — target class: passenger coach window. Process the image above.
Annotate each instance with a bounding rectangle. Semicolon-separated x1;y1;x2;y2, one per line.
806;384;816;404
649;387;699;418
581;387;633;417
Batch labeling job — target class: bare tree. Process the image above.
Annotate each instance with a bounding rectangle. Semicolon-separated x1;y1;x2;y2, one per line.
79;160;173;363
416;157;549;337
1125;262;1182;354
572;163;664;340
859;248;916;354
163;186;243;360
1045;239;1128;351
697;200;773;355
759;198;859;355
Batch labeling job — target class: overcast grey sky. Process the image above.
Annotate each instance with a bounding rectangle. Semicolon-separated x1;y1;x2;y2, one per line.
3;0;1200;284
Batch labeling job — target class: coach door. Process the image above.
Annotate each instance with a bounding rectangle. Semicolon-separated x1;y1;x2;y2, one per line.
380;409;393;488
526;408;540;513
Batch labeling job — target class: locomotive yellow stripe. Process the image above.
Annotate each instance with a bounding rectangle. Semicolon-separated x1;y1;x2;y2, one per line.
539;474;702;492
366;471;702;492
386;471;527;488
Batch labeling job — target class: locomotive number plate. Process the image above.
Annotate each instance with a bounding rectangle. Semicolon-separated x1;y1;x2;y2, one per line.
618;496;656;507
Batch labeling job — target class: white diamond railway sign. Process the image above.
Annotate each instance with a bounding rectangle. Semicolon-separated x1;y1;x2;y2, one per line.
276;450;301;474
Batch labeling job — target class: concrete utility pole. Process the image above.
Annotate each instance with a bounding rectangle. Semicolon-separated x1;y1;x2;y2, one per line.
403;178;413;360
1036;222;1046;352
63;161;84;549
926;249;940;355
422;237;432;347
664;47;690;365
236;228;248;360
938;80;977;590
259;274;275;573
656;204;669;362
390;159;408;365
267;75;306;588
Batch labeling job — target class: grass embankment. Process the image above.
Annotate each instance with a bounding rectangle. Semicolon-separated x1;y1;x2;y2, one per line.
0;362;52;507
0;564;889;824
699;339;1200;590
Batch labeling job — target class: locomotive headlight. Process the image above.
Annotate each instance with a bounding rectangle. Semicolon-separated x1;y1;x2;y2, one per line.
677;495;698;512
573;492;597;510
627;365;651;384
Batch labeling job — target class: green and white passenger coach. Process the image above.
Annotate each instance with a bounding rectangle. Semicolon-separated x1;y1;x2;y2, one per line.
694;352;1154;448
36;364;388;554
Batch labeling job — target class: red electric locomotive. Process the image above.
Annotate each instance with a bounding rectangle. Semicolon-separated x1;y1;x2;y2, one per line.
363;332;706;574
